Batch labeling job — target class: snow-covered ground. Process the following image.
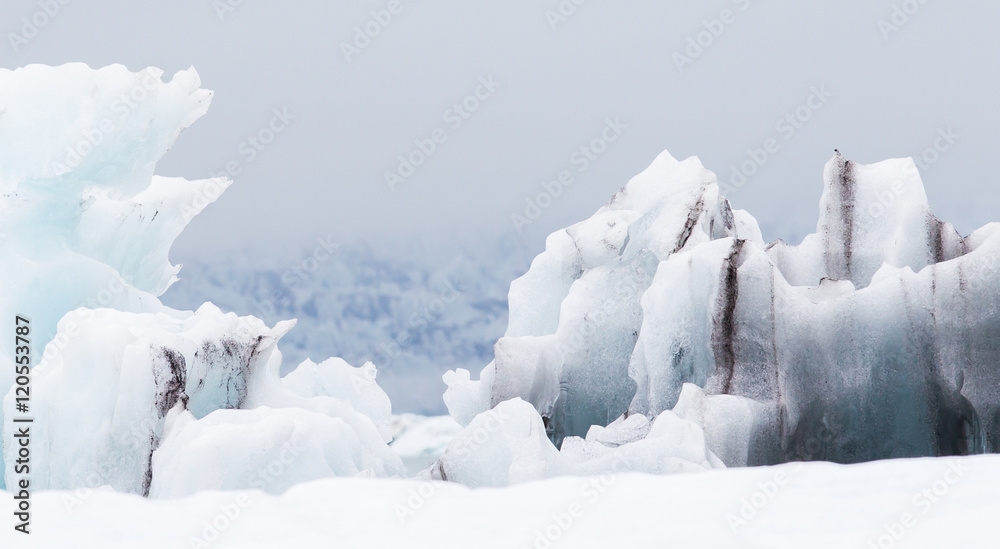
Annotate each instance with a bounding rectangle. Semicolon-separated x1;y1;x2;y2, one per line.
2;454;993;547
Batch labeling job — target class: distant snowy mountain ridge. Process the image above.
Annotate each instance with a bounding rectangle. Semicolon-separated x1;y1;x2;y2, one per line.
163;237;534;414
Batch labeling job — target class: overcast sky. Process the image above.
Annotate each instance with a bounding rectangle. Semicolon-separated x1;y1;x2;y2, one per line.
4;0;998;259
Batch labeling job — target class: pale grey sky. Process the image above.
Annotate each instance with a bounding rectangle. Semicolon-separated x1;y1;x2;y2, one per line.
4;0;998;257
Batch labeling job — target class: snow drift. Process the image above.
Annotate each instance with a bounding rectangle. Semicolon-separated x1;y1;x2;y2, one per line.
0;454;994;548
444;149;1000;479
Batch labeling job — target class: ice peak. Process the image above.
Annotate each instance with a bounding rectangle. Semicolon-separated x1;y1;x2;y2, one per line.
1;64;405;495
445;149;1000;469
770;151;968;289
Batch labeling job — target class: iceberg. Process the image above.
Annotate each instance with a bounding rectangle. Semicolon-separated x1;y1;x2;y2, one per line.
429;398;724;487
444;149;999;476
3;61;997;503
0;63;402;494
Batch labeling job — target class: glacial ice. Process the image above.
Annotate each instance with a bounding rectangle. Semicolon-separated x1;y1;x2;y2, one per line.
444;149;1000;479
150;405;399;498
8;304;403;495
428;398;723;487
3;62;998;500
0;64;402;494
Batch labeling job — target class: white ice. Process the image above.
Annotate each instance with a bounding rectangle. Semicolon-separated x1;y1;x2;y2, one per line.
0;64;403;494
